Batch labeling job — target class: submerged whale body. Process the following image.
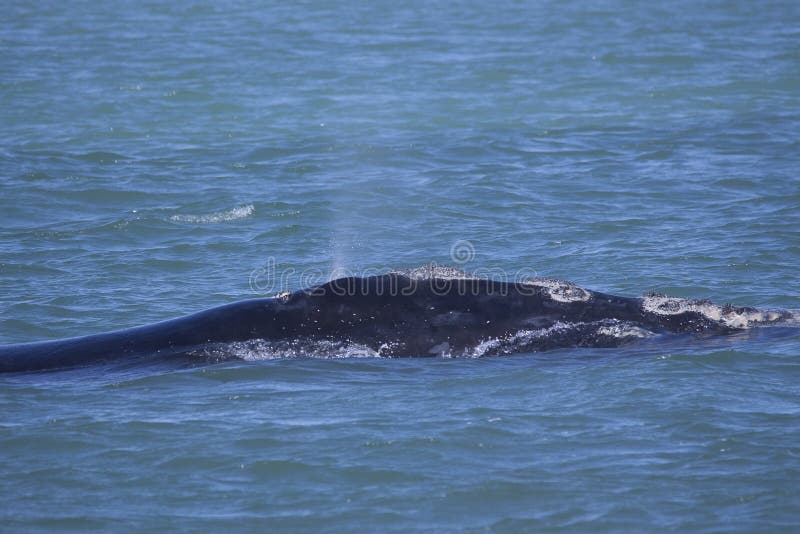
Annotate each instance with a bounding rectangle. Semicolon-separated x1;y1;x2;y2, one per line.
0;266;794;373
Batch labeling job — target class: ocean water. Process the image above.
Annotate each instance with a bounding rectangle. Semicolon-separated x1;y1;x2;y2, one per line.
1;0;799;530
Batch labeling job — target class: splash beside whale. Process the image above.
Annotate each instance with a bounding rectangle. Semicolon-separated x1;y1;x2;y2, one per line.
0;266;795;373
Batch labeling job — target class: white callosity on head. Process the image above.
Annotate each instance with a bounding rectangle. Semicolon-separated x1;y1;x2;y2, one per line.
522;278;592;303
641;294;786;329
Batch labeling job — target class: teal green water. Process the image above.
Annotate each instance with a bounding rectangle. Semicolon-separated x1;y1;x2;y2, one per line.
1;0;799;530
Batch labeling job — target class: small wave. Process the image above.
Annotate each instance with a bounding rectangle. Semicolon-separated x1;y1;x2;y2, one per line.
170;204;255;224
75;151;129;163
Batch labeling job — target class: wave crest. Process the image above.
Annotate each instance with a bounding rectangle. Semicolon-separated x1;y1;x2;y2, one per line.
170;204;254;224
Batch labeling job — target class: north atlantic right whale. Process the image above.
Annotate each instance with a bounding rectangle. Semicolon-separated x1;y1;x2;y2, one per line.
0;265;795;373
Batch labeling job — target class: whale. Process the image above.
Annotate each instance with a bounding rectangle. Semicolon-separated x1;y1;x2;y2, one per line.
0;265;794;373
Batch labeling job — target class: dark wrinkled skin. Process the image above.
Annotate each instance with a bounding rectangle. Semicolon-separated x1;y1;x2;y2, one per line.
0;274;791;373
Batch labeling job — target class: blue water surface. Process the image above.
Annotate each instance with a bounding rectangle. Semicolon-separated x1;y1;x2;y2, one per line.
1;0;799;530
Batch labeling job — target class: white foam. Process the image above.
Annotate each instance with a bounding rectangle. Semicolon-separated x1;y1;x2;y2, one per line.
193;338;382;361
170;204;255;223
465;319;656;358
275;291;292;302
190;316;660;361
466;323;568;358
